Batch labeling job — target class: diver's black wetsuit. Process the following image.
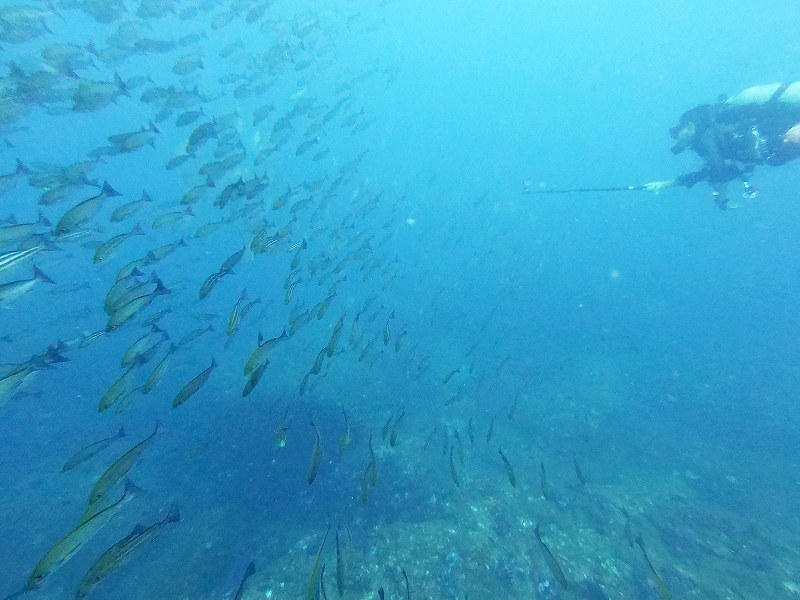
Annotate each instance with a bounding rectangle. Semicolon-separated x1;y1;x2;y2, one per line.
670;89;800;207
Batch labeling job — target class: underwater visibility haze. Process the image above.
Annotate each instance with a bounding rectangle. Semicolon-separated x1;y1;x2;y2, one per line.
1;0;800;598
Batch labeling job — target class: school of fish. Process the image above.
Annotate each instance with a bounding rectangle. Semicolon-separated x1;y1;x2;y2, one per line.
0;0;680;599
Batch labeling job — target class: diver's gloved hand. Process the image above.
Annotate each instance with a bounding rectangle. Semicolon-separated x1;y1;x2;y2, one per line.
642;180;675;193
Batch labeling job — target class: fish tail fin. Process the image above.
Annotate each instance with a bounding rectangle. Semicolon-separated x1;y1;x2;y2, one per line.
37;209;51;227
149;121;160;134
118;425;126;438
123;478;145;499
114;72;129;96
165;505;181;523
41;235;60;251
15;159;29;174
44;344;68;363
53;339;70;354
7;62;25;79
132;223;145;236
32;266;54;284
102;181;121;197
142;190;153;202
130;522;147;535
243;559;256;578
153;280;171;296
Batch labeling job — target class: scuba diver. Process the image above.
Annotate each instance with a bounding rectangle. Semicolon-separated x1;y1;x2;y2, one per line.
643;82;800;209
529;83;800;209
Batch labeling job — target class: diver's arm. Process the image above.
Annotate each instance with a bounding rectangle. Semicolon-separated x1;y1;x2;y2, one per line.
673;169;708;189
642;168;707;192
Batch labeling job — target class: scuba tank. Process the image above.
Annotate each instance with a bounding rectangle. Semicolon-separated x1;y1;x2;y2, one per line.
724;82;800;106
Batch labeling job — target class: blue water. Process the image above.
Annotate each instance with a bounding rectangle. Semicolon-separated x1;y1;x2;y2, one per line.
1;1;800;599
